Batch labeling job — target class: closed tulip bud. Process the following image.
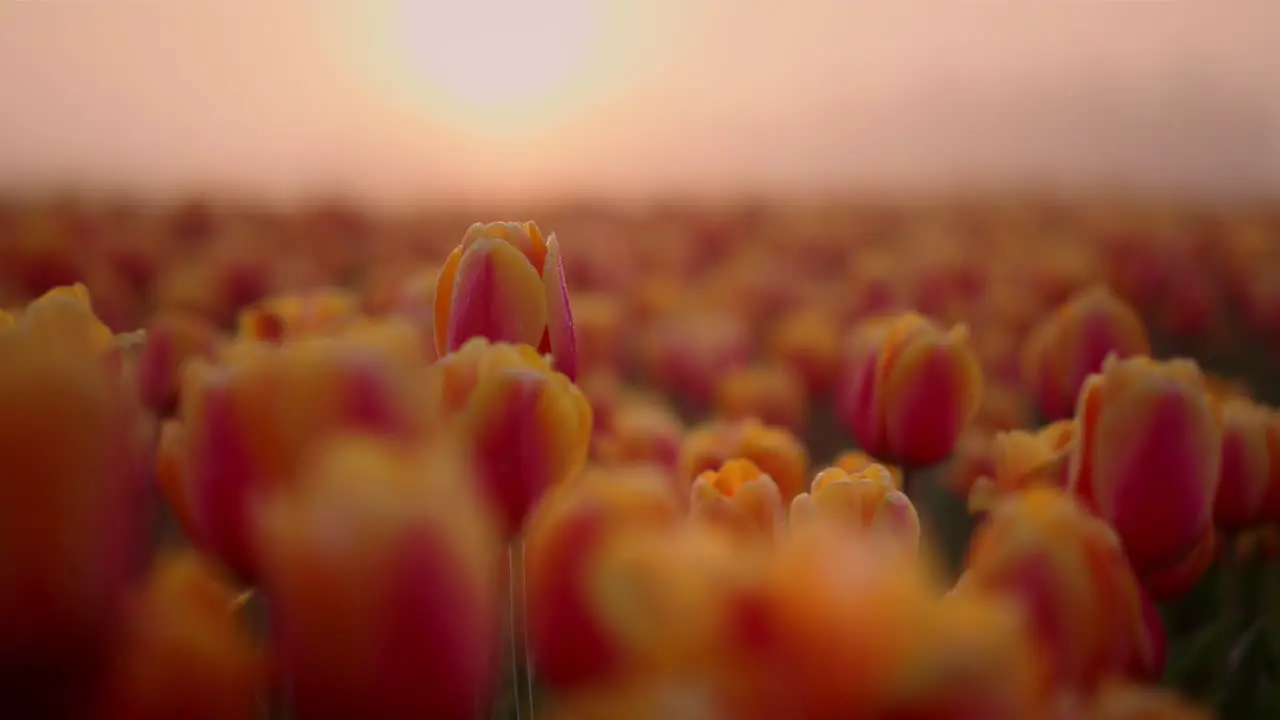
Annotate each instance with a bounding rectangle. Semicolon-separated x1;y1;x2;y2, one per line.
179;339;422;580
94;552;264;720
15;283;117;354
791;464;919;555
691;459;786;540
1213;397;1271;530
0;320;150;715
831;449;904;489
136;310;222;415
679;419;809;503
1022;285;1151;420
592;396;684;474
959;488;1161;690
837;313;983;466
1068;356;1221;588
767;309;842;396
255;436;501;719
968;420;1075;513
425;338;592;536
524;471;683;688
235;288;363;342
714;364;808;434
433;221;578;379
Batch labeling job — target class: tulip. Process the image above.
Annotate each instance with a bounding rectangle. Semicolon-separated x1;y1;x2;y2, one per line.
235;288;363;342
178;337;423;580
790;463;919;555
424;338;592;535
713;364;808;434
389;264;442;361
136;310;222;415
94;552;264;720
433;221;578;379
254;435;501;719
959;488;1162;690
690;459;786;540
14;282;117;354
0;309;150;715
837;313;983;466
639;310;752;406
679;418;809;503
767;308;842;396
1022;285;1151;420
524;470;683;688
592;396;684;474
1213;397;1271;530
968;420;1076;513
571;291;625;374
830;449;904;489
1068;356;1221;589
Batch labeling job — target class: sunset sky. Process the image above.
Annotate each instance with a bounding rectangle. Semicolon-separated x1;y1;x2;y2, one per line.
0;1;1276;205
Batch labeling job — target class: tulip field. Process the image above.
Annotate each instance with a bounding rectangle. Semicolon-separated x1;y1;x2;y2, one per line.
2;198;1280;718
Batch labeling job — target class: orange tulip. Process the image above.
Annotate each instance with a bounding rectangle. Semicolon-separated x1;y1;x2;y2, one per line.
679;418;809;503
767;308;842;396
1213;397;1271;530
94;552;264;720
1060;682;1215;720
433;221;578;379
793;464;918;550
235;288;363;342
714;364;808;434
690;459;786;540
968;420;1076;513
524;470;683;688
837;313;983;466
1022;285;1151;420
424;338;592;535
830;449;904;489
959;488;1162;690
1068;356;1221;594
255;436;501;719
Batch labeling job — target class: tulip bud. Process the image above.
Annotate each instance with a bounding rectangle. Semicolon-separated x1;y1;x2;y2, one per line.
255;436;501;719
1068;356;1221;591
968;420;1075;513
959;488;1162;690
691;459;786;540
136;310;222;415
837;313;983;466
767;309;842;396
235;288;363;342
425;338;592;536
1022;286;1151;420
95;552;265;720
790;464;919;555
713;364;808;434
830;449;904;489
433;221;578;379
679;419;809;503
592;396;684;473
1213;397;1271;530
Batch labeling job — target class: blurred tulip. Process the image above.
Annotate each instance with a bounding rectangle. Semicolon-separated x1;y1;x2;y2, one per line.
0;308;150;715
968;420;1076;513
946;428;997;497
433;221;578;379
790;463;919;555
1068;356;1221;592
690;459;786;540
15;282;117;354
178;338;424;580
524;470;683;688
592;395;684;474
830;448;904;489
1213;397;1271;530
1061;682;1215;720
255;436;501;719
959;488;1162;690
640;310;752;406
578;369;623;433
679;418;809;503
713;364;808;434
136;310;222;415
837;313;983;466
94;552;264;720
767;309;842;396
235;288;363;342
571;291;625;374
1022;285;1151;420
425;338;592;535
390;265;441;361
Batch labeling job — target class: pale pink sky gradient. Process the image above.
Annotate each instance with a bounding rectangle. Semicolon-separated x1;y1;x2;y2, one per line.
0;1;1277;205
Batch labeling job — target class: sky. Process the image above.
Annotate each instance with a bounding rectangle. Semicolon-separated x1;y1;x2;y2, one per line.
0;0;1277;206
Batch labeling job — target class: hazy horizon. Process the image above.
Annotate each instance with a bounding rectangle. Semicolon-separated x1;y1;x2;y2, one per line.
1;1;1277;207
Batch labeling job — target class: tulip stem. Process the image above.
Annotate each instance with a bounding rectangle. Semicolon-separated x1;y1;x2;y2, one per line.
506;542;536;720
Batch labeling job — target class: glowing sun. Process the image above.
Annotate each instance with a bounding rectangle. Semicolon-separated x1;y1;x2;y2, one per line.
398;0;599;112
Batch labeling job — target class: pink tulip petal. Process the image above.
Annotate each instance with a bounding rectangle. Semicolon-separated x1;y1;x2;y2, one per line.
446;238;548;353
542;234;578;380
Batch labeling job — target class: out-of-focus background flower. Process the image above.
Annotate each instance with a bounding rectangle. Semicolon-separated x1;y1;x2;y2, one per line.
1;0;1276;204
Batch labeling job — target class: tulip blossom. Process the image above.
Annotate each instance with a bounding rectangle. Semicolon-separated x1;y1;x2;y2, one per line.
1213;397;1271;530
690;459;786;540
592;396;684;474
968;420;1076;513
95;552;264;720
424;338;592;535
235;288;363;342
830;449;904;489
959;488;1162;690
1022;285;1151;420
837;313;983;466
679;418;809;503
790;463;920;555
1068;356;1221;595
135;310;222;414
714;364;809;434
255;436;501;719
433;221;578;379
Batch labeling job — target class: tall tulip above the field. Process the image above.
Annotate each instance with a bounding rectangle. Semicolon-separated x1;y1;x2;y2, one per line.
434;221;578;379
837;313;983;466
